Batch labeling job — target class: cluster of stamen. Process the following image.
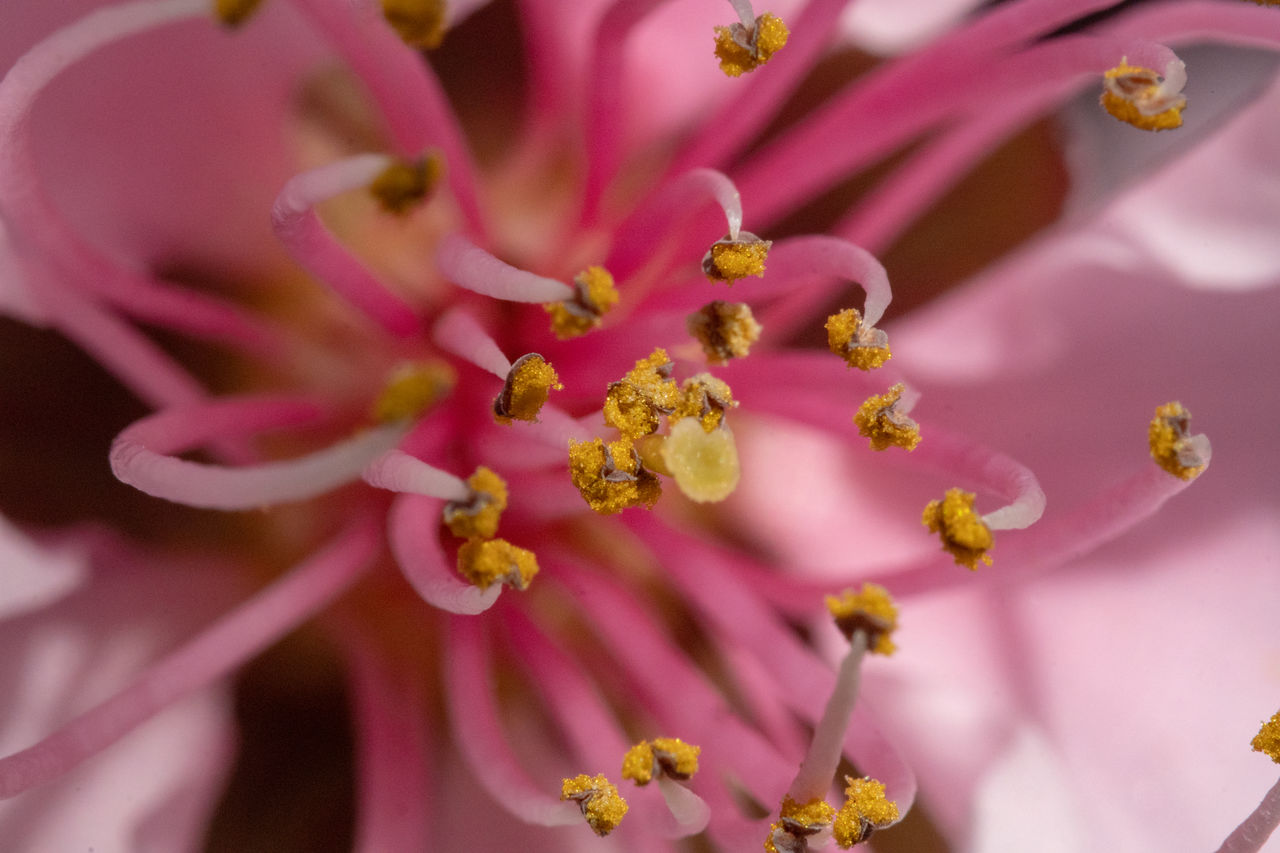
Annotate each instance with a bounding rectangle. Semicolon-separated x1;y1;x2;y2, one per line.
853;384;920;452
441;467;539;590
703;232;772;283
493;354;562;424
922;488;994;569
545;267;620;339
1148;401;1206;480
380;0;448;49
826;309;891;370
687;300;762;363
621;737;701;785
369;152;444;215
560;774;630;836
714;12;790;77
1100;60;1186;131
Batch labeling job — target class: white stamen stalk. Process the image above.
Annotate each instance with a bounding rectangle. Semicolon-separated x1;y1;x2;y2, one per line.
1214;776;1280;853
787;631;869;802
726;0;756;28
433;309;513;378
361;450;471;501
658;775;711;835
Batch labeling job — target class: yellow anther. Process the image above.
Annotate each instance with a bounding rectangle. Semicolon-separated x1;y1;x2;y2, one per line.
603;348;681;439
493;354;562;424
381;0;448;49
854;384;920;452
369;152;443;215
824;583;898;656
922;488;993;570
764;796;837;853
660;417;741;504
371;361;455;423
442;467;508;540
715;12;790;77
213;0;265;27
826;309;891;370
671;373;737;432
568;438;662;515
545;266;620;339
1252;712;1280;763
703;233;772;284
560;774;630;837
621;737;701;786
688;300;762;363
1148;401;1206;480
455;537;538;590
832;776;899;848
1100;61;1186;131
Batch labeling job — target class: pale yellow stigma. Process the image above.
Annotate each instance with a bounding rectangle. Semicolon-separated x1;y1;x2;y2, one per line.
688;300;762;363
568;438;662;514
824;584;898;656
832;776;899;848
764;796;836;853
826;309;891;370
1252;712;1280;763
560;774;629;836
214;0;265;27
715;12;789;77
1149;401;1206;480
381;0;448;49
703;233;772;284
854;384;920;452
621;738;702;786
494;354;562;424
442;467;508;540
545;266;620;339
1100;61;1186;131
922;488;993;570
660;417;741;504
455;538;538;590
369;152;443;215
603;348;681;439
371;361;455;423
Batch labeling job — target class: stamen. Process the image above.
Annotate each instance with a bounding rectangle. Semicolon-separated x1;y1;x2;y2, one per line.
714;9;790;78
494;354;563;424
432;309;512;378
1149;401;1209;480
832;776;899;848
603;349;681;440
1254;713;1280;763
672;373;738;433
1100;58;1187;132
368;151;444;214
560;774;630;836
388;495;502;614
854;384;920;452
545;266;620;339
568;438;662;514
1213;712;1280;853
214;0;265;27
922;488;993;570
361;449;470;501
764;796;836;853
703;232;772;284
826;308;891;370
621;738;702;785
371;361;455;423
688;301;762;364
436;234;574;303
823;584;898;656
442;466;508;539
456;538;538;591
381;0;448;49
659;418;742;504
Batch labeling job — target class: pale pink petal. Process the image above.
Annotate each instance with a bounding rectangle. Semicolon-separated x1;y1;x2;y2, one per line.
0;515;85;621
387;494;501;614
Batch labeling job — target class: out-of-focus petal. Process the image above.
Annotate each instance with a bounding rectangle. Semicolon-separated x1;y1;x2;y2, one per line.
840;0;983;56
0;515;85;621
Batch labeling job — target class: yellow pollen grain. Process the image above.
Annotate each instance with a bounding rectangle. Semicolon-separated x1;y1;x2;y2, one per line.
442;466;508;540
714;12;790;78
560;774;629;836
214;0;265;27
672;373;737;432
765;796;837;853
371;361;455;423
833;776;899;848
826;308;891;371
568;438;662;515
369;152;443;215
922;488;994;570
825;583;899;656
1148;401;1205;480
381;0;448;49
1100;61;1185;131
688;300;762;363
494;354;562;424
854;384;921;452
621;737;700;785
660;417;741;504
706;239;770;284
455;537;538;590
603;348;680;439
1252;712;1280;763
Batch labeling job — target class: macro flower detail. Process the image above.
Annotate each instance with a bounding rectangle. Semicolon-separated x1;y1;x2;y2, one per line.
713;5;789;78
559;773;629;837
922;487;995;569
1149;400;1209;480
621;737;701;785
1253;713;1280;763
832;776;899;848
853;382;921;451
1100;58;1188;131
687;300;762;363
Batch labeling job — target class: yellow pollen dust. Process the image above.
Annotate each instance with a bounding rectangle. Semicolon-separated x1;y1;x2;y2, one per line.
455;538;538;591
560;774;629;837
825;583;899;656
704;235;772;284
545;266;620;339
381;0;448;49
826;309;891;370
854;384;921;452
1100;61;1185;131
672;373;737;432
604;348;681;439
442;466;508;540
213;0;265;27
688;300;762;363
369;152;443;215
764;796;837;853
568;438;662;515
371;361;455;423
660;417;741;504
1252;712;1280;763
832;776;899;848
922;488;993;570
494;354;562;424
621;737;701;785
1148;401;1206;480
715;12;790;77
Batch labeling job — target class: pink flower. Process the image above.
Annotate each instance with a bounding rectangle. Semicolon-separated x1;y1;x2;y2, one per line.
1;0;1278;850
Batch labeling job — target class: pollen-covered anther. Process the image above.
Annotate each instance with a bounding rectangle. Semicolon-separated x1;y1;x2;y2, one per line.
371;361;456;423
560;774;630;836
493;354;562;424
568;438;662;514
826;309;891;370
854;384;920;451
1100;59;1187;131
603;348;681;439
824;583;899;656
703;232;772;284
688;301;762;363
1148;401;1207;480
764;796;836;853
369;151;444;215
672;373;737;432
381;0;448;49
922;488;994;570
213;0;266;27
832;776;899;848
455;537;538;591
442;466;508;539
1252;712;1280;763
544;266;620;339
621;737;702;786
714;12;789;77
